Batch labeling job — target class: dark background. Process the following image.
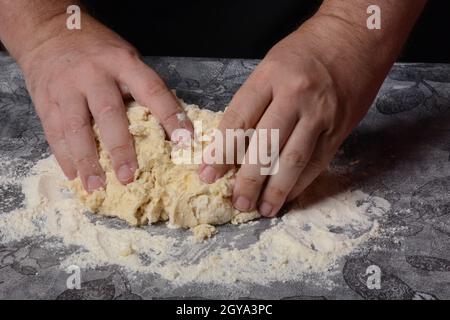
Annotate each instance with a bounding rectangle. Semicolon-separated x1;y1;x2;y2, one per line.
403;0;450;63
80;0;450;63
0;1;449;63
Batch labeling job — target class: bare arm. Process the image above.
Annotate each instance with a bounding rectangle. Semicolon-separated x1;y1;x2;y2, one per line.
306;0;428;117
0;0;193;192
0;0;75;63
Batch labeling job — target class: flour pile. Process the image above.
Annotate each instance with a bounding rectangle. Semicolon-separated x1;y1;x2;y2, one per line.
0;155;390;287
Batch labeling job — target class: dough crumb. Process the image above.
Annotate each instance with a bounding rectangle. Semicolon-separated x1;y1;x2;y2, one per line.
192;224;217;242
231;211;261;225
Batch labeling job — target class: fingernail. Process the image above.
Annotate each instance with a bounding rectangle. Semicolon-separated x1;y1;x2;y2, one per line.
120;84;130;94
200;166;218;184
117;164;134;183
87;175;104;192
234;196;251;212
259;202;273;217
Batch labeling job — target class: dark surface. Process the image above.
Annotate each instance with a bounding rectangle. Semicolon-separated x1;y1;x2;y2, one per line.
1;54;450;299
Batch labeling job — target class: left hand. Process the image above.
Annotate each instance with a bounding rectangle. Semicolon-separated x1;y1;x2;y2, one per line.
198;14;388;217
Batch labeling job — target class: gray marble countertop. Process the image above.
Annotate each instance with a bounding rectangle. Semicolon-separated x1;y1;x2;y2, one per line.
1;53;450;300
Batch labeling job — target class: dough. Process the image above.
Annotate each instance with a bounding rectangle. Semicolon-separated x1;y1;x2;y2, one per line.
69;100;259;233
191;224;217;242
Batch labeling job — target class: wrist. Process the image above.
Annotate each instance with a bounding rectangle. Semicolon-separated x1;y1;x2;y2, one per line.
285;14;395;111
0;0;78;64
15;12;70;68
17;13;128;75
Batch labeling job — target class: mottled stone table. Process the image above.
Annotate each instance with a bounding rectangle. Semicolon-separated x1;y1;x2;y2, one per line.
1;53;450;300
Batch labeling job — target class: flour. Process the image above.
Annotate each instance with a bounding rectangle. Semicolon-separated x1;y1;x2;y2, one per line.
0;155;390;287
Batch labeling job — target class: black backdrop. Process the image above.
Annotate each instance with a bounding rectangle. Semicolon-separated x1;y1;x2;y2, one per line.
81;0;322;59
401;0;450;63
2;1;448;63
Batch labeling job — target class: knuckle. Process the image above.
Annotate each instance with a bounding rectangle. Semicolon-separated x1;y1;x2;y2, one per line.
95;104;121;120
261;59;279;73
161;108;180;126
224;108;248;129
44;127;65;144
238;173;262;188
74;154;99;168
78;60;98;74
65;114;90;133
265;185;288;202
118;47;139;62
144;79;169;99
315;115;329;131
304;116;327;134
291;75;314;93
308;157;326;172
283;151;308;169
266;108;286;126
109;143;133;159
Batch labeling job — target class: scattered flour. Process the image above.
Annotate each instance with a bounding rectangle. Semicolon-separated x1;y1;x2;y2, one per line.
0;155;391;287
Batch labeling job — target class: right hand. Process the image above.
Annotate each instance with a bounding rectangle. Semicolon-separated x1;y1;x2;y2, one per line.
18;14;193;192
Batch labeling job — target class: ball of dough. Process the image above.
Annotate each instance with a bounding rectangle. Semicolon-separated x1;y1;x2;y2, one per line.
69;100;259;229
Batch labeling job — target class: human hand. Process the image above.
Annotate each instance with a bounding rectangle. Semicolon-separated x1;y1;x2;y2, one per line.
199;15;390;217
18;14;193;192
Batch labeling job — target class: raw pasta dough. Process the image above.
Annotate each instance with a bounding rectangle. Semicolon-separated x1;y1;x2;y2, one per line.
69;100;259;234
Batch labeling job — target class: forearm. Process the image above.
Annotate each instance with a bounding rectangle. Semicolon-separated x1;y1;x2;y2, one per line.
0;0;78;63
284;0;427;115
317;0;427;65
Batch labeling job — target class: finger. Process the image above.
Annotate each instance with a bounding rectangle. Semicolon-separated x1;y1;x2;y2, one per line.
59;90;105;193
231;98;298;211
286;136;335;202
257;119;323;217
84;76;137;185
199;68;272;183
38;101;77;179
117;58;194;138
